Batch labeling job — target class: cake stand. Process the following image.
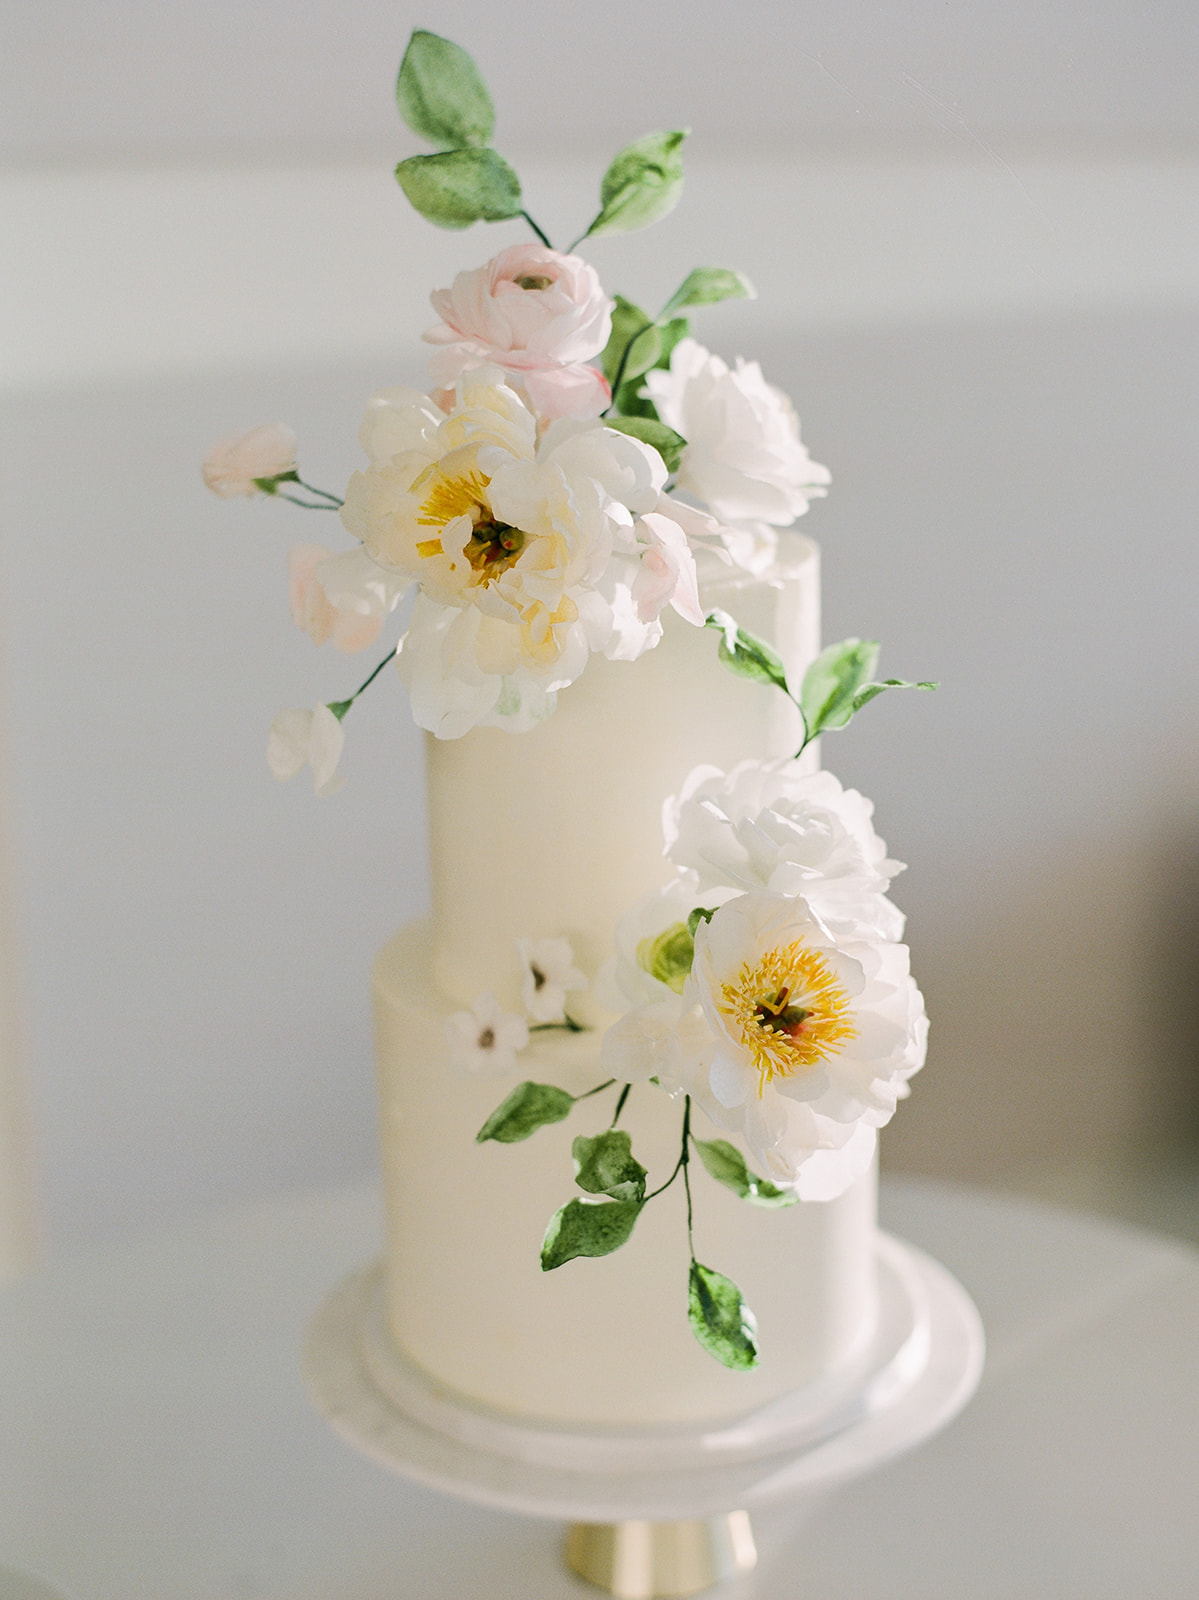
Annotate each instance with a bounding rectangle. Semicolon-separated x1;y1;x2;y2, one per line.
304;1231;983;1598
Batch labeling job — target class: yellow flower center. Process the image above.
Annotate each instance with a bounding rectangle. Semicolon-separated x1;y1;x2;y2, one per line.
416;466;527;580
718;938;858;1091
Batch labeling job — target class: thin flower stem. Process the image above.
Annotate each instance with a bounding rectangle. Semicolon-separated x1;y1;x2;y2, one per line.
604;320;656;414
275;492;342;511
610;1083;632;1128
295;477;344;507
521;210;553;250
573;1077;616;1102
529;1017;586;1034
328;645;400;719
644;1099;693;1202
682;1096;695;1260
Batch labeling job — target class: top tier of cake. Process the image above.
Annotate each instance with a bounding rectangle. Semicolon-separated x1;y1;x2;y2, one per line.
425;539;820;1009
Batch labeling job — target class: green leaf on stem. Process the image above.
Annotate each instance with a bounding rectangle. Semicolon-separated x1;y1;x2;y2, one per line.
605;416;686;474
396;31;495;149
661;267;755;318
475;1081;574;1144
395;148;522;229
601;297;662;387
686;906;717;938
850;678;940;713
325;699;352;722
693;1138;798;1207
799;638;880;735
635;922;694;995
541;1198;642;1269
688;1260;760;1369
572;1130;647;1203
585;130;687;239
704;611;790;693
612;316;691;419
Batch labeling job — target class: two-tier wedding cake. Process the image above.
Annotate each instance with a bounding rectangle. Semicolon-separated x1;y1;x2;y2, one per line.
206;28;933;1436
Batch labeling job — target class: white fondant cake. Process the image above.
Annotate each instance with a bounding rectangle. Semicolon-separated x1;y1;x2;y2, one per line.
374;539;883;1426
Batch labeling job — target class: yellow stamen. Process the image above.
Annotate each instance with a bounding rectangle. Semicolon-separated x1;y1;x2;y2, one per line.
417;468;492;529
718;938;858;1092
415;538;443;559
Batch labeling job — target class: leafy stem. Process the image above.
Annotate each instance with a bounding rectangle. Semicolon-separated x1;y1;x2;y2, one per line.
610;1082;632;1128
521;209;553;249
325;645;399;721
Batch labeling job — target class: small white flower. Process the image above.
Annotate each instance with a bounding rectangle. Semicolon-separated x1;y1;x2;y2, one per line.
516;937;587;1023
644;338;829;532
446;993;530;1074
266;704;345;796
202;423;297;498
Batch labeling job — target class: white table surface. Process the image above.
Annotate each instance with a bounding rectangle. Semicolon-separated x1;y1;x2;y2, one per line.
2;1175;1197;1600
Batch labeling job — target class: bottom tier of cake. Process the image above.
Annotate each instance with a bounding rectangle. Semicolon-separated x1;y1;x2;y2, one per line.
374;923;880;1428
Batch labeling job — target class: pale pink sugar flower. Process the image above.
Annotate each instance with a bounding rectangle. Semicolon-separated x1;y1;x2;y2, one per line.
425;245;613;421
266;705;345;796
288;545;384;653
202;423;297;498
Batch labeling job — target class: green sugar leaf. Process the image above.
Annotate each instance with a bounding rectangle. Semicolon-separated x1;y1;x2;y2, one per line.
585;130;687;239
475;1081;574;1144
635;921;695;995
541;1198;642;1269
396;31;495;149
572;1130;647;1203
605;416;686;474
693;1138;798;1208
688;1260;760;1370
850;677;940;714
600;297;662;387
395;148;522;230
686;906;718;939
799;637;881;735
704;610;790;693
661;267;755;318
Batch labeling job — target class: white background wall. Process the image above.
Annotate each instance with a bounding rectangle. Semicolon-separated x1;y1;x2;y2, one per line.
3;2;1199;1250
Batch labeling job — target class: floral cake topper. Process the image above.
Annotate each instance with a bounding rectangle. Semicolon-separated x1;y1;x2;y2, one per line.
206;29;936;1371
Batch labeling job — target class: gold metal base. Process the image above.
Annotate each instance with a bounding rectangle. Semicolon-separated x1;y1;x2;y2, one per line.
564;1512;757;1598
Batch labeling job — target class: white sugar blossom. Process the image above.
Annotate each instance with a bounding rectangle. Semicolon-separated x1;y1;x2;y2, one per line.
516;937;587;1024
266;704;345;796
425;245;612;421
202;423;297;498
664;761;906;942
644;338;830;532
446;993;529;1074
341;368;704;737
603;888;926;1200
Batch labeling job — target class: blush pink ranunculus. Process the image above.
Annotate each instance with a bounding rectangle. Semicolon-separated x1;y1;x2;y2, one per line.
288;545;383;653
424;245;612;422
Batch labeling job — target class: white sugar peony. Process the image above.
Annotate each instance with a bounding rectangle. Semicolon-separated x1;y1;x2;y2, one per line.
202;423;297;498
603;888;926;1200
446;993;530;1074
266;704;345;796
425;245;612;421
341;369;703;737
516;937;587;1024
644;339;830;529
664;761;906;942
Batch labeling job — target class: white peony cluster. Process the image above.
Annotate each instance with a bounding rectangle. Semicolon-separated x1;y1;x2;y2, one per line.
338;364;708;737
601;761;926;1200
644;338;830;575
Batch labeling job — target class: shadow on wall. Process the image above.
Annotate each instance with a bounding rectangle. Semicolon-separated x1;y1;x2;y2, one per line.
885;820;1199;1185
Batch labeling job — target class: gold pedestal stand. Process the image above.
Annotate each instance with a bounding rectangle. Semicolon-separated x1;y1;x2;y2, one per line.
565;1512;757;1598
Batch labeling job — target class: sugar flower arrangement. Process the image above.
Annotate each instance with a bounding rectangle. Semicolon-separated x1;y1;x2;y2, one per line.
206;31;935;1372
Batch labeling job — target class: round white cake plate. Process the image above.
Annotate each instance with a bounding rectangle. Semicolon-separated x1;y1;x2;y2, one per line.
303;1231;984;1525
